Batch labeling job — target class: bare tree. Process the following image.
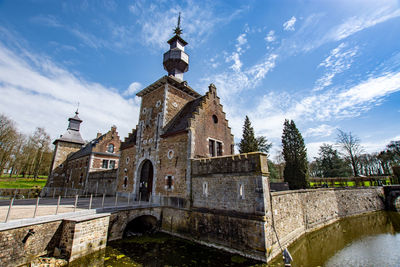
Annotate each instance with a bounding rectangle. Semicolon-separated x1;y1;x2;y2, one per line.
336;130;363;176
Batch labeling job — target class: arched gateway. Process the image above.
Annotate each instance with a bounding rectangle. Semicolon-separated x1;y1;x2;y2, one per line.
139;160;153;201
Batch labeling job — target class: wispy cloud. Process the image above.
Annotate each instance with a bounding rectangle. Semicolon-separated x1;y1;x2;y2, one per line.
0;39;140;141
313;43;358;91
304;124;336;138
129;1;245;49
283;16;296;31
265;30;276;42
329;6;400;41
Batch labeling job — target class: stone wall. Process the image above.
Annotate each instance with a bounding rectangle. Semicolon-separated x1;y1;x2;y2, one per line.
0;221;63;267
161;207;268;262
265;187;385;261
86;169;118;196
191;153;269;214
60;214;109;261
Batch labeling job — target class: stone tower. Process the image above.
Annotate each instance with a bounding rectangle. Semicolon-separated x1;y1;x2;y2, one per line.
49;110;85;173
163;13;189;81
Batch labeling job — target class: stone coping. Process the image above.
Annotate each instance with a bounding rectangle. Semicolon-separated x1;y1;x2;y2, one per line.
271;186;382;196
0;210;109;231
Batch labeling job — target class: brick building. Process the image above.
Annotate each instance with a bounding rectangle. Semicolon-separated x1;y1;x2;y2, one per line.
44;112;121;195
117;22;234;201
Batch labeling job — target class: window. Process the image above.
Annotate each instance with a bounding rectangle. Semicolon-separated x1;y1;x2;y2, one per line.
107;144;114;153
123;176;128;188
212;115;218;124
79;173;83;184
217;142;223;156
109;160;116;169
167;149;174;159
102;160;108;169
126;157;130;164
209;140;215;157
167;175;173;189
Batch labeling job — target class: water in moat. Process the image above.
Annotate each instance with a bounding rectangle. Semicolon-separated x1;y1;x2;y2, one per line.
69;211;400;267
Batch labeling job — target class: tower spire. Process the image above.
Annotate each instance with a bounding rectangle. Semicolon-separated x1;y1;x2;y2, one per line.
163;13;189;81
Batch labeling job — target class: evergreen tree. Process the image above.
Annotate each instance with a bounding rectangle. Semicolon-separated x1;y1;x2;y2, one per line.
281;119;309;189
238;116;272;154
315;144;351;177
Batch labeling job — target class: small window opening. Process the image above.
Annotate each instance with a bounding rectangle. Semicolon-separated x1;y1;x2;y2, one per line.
107;144;114;153
79;173;83;184
123;176;128;188
167;176;173;189
126;157;130;164
239;184;244;199
203;182;208;197
212;115;218;124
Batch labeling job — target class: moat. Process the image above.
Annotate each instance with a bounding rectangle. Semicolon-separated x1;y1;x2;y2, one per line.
68;211;400;267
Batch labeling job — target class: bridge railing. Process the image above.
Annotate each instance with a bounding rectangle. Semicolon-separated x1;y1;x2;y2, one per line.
0;191;162;223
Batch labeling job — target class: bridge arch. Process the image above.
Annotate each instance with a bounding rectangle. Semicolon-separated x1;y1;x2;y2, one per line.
123;215;158;237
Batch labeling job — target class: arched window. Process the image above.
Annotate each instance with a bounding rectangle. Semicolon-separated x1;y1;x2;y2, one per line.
107;144;114;153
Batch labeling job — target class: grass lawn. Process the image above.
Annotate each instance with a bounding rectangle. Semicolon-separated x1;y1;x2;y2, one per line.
0;177;48;189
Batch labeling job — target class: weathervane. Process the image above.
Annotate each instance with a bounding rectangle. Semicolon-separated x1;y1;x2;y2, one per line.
76;102;80;115
174;12;182;35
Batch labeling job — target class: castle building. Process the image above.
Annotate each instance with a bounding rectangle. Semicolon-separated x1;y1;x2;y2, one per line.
117;18;234;201
45;111;121;195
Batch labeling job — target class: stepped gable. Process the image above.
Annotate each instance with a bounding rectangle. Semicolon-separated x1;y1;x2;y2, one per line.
120;129;137;149
161;96;205;137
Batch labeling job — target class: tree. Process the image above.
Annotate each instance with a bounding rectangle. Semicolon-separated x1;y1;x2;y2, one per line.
315;144;351;177
30;127;51;179
238;116;272;154
0;114;18;174
336;130;363;176
281;119;309;189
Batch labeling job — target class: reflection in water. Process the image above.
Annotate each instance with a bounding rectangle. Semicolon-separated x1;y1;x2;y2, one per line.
69;211;400;267
269;211;400;267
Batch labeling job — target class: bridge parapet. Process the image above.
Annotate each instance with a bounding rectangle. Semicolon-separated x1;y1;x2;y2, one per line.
383;185;400;211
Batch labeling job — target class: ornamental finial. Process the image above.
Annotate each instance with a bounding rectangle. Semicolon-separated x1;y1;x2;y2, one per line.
174;12;182;35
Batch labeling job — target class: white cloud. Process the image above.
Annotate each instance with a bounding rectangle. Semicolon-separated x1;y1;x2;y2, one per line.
123;82;142;96
226;32;250;72
0;41;140;142
304;124;336;138
313;43;358;91
265;30;276;42
283;16;296;31
330;7;400;41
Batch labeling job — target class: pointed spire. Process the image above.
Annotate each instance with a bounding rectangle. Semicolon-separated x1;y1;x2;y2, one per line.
174;12;182;36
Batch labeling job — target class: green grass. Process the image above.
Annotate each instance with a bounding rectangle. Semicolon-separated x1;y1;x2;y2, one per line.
310;178;392;188
0;178;47;189
0;174;47;179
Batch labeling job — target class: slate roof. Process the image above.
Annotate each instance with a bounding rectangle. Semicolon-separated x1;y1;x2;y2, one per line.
68;132;117;161
54;129;85;145
162;96;205;136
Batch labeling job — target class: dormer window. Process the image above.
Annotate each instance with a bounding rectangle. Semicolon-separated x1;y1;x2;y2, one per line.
107;144;114;153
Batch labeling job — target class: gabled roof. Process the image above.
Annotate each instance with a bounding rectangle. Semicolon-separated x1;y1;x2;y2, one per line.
68;132;116;161
162;96;205;137
136;75;201;98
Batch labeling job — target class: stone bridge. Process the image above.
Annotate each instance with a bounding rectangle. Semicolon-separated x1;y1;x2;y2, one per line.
384;185;400;211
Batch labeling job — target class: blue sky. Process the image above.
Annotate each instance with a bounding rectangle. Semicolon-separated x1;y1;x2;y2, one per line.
0;0;399;160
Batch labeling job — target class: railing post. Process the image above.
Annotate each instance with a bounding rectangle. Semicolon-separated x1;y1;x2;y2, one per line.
33;197;40;218
114;192;118;206
149;194;152;204
89;194;93;209
127;192;131;205
74;195;78;212
139;192;141;205
55;195;61;215
53;188;56;198
102;193;105;208
5;197;14;222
